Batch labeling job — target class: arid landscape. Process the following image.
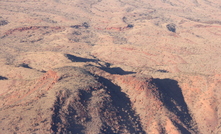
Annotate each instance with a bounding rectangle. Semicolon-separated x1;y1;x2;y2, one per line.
0;0;221;133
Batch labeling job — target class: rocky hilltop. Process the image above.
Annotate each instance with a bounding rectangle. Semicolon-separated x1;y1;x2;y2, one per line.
0;0;221;133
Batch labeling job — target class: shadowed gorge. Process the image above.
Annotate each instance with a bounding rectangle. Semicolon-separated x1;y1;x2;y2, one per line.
97;76;145;134
153;78;198;133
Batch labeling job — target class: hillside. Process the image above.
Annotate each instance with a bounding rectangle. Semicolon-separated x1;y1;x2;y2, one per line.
0;0;221;133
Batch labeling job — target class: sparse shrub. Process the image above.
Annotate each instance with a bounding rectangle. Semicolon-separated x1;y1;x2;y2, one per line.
127;24;134;28
0;20;8;26
166;23;176;33
82;22;89;28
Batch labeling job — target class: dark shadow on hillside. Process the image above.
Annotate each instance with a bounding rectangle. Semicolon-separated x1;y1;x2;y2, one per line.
65;54;98;62
18;63;32;69
153;78;197;133
173;121;191;134
98;76;146;134
0;76;8;80
157;69;169;73
51;89;85;134
100;67;135;75
66;54;134;75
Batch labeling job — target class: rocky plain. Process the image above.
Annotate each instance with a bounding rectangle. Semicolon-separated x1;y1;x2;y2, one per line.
0;0;221;133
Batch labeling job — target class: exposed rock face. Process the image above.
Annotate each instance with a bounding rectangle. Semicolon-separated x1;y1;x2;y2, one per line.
0;0;221;133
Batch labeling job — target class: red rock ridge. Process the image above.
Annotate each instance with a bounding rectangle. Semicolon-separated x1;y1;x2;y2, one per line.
2;26;64;37
1;70;59;108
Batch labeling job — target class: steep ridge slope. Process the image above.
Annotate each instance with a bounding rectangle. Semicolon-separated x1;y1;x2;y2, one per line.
0;62;198;134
